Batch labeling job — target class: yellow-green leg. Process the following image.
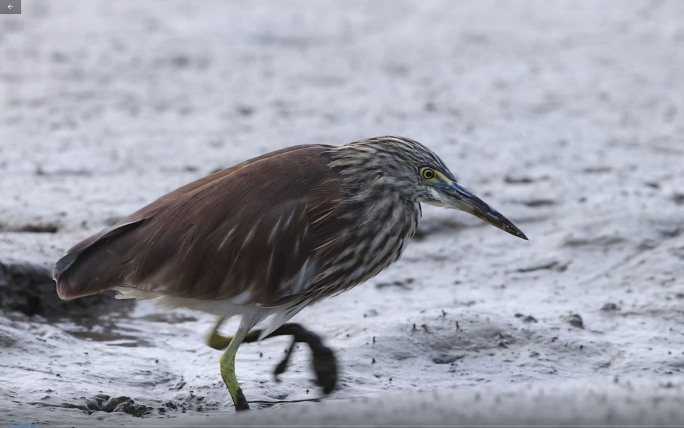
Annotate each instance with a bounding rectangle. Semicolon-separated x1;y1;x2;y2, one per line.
219;323;251;411
206;317;339;410
207;317;260;350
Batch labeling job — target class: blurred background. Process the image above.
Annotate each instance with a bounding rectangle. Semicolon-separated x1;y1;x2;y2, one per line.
1;0;683;425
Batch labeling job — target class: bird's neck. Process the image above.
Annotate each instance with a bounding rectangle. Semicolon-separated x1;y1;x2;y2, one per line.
341;174;421;260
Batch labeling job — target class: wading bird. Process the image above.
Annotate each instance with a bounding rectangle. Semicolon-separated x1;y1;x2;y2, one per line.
54;136;527;411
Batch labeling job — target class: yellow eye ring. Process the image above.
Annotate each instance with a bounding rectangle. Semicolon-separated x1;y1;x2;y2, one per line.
421;168;436;180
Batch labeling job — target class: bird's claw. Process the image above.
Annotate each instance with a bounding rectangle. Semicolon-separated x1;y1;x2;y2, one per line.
268;324;338;394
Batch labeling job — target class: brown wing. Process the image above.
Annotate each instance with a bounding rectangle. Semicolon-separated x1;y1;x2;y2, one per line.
54;144;347;306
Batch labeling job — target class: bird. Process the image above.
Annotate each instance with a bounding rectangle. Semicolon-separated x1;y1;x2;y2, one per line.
53;136;527;411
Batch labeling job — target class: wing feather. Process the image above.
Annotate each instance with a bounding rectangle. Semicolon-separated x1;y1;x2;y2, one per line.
55;144;347;306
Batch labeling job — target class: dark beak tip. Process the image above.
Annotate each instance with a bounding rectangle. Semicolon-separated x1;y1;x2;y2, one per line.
504;224;528;241
512;227;528;241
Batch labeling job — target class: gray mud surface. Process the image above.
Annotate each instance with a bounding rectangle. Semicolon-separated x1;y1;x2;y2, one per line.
1;0;684;426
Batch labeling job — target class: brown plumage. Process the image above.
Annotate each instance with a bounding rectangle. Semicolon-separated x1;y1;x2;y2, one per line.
55;145;345;307
53;135;527;411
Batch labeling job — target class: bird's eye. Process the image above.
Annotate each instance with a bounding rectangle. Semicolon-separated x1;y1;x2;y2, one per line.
421;168;436;180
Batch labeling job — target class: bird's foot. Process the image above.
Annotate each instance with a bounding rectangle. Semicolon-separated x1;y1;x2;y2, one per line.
207;319;338;395
310;341;337;394
266;323;338;394
235;387;250;411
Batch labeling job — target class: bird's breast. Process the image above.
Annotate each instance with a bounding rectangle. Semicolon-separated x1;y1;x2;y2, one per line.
308;197;420;300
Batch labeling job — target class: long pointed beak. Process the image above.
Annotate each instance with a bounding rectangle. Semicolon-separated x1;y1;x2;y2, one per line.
440;182;528;240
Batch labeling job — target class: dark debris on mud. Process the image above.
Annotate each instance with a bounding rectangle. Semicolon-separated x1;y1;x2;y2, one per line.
70;394;153;417
0;259;133;320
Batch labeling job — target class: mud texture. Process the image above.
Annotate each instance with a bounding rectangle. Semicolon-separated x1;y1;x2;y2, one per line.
1;0;683;426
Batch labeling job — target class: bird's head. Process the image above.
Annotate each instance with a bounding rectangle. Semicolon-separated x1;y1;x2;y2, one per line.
333;136;528;240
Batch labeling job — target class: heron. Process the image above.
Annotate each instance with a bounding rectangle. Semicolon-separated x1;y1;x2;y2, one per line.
54;136;527;411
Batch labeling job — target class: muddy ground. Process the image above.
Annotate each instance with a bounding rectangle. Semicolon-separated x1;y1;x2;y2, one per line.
1;0;683;426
